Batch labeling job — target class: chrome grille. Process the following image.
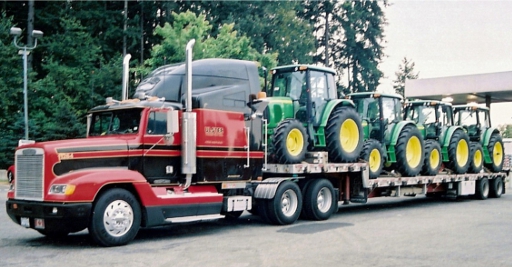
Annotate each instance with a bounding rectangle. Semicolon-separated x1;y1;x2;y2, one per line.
15;148;44;201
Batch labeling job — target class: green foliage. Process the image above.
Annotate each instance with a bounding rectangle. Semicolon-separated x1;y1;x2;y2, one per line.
393;57;419;97
498;124;512;138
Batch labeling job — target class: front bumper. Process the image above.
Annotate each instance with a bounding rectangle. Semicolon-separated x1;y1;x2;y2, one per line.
6;199;92;232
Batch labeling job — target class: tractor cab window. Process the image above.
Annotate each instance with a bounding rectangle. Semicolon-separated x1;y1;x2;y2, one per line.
270;71;306;99
478;109;490;128
382;97;401;123
89;109;142;136
146;111;168;135
459;110;478;126
440;105;453;126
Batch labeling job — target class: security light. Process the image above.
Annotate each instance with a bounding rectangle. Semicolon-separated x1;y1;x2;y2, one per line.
10;27;22;37
32;30;43;39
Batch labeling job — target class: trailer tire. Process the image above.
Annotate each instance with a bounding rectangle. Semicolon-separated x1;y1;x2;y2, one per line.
489;177;503;198
272;120;308;164
326;107;363;163
468;142;483;173
486;133;504;172
89;188;141;247
395;125;424;177
266;181;302;225
475;178;489;200
302;179;337;220
447;129;470;174
360;139;384;179
422;140;441;176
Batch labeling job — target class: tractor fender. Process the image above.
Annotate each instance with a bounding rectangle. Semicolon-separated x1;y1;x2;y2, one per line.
386;121;415;147
441;126;464;149
318;99;356;128
254;177;299;199
45;167;148;202
481;127;500;146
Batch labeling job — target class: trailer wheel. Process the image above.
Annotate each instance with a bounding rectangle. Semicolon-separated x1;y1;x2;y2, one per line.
422;140;441;176
468;142;483;173
475;178;489;200
302;179;337;220
395;125;424;177
486;133;504;172
272;120;308;164
89;188;141;247
360;139;384;179
489;177;503;198
447;129;470;174
325;106;363;163
265;181;302;225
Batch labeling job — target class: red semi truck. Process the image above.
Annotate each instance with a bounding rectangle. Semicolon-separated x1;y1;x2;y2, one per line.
6;40;510;246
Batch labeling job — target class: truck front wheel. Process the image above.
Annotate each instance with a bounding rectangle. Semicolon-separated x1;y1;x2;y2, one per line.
89;188;141;247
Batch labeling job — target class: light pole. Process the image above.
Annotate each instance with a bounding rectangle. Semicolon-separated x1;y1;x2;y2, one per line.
10;27;43;141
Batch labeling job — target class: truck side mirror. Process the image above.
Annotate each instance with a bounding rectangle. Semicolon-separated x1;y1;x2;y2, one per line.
167;110;179;134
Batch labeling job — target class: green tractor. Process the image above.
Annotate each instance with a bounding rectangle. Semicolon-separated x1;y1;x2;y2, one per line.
348;93;424;178
403;100;471;175
453;105;504;172
264;65;363;164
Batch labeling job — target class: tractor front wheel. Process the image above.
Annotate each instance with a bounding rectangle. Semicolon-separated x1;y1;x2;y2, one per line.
395;125;424;177
325;107;363;163
272;120;308;164
447;129;470;174
422;140;441;176
468;142;483;173
486;133;504;172
360;139;385;179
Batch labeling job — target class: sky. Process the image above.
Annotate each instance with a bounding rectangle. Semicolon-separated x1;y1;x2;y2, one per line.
378;0;512;126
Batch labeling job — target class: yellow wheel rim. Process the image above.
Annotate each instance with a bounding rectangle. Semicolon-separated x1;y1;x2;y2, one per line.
406;136;422;168
340;119;359;153
473;148;483;168
286;128;304;157
493;141;503;165
369;148;381;173
456;139;469;166
430;148;440;169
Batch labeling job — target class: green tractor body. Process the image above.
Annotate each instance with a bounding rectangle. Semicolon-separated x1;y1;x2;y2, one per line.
348;92;424;178
403;100;471;174
265;65;363;164
453;105;504;172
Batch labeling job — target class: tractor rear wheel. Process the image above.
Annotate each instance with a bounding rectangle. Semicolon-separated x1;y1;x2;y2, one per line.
325;106;363;163
422;140;441;176
468;142;483;173
272;120;308;164
447;129;470;174
486;133;504;172
360;139;385;179
395;125;424;177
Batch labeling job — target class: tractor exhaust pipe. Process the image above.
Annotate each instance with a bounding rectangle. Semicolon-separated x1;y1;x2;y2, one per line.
122;54;131;101
181;39;196;190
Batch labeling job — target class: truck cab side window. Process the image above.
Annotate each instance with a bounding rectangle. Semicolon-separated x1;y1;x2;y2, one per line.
147;111;167;135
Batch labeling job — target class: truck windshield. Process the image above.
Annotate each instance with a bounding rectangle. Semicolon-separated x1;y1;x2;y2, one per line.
89;109;142;136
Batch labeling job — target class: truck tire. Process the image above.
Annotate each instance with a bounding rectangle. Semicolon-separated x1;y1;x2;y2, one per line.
447;129;470;174
325;107;363;163
302;179;337;220
395;125;424;177
89;188;141;247
272;120;308;164
265;181;302;225
475;178;489;200
489;177;503;198
486;133;504;172
422;140;441;176
360;139;384;179
468;142;483;173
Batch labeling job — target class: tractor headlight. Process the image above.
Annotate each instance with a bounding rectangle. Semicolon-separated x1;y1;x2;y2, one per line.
49;184;76;195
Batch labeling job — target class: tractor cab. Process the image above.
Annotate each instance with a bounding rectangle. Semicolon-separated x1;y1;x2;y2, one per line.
265;65;363;164
403;101;454;141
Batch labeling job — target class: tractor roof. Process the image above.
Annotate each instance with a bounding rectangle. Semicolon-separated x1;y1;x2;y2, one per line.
348;92;403;100
405;99;452;107
271;64;336;75
453;104;489;111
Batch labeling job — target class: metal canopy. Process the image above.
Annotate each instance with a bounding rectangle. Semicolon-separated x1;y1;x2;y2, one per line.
405;71;512;106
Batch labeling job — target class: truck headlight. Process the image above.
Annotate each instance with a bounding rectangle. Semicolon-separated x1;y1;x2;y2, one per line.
49;184;76;195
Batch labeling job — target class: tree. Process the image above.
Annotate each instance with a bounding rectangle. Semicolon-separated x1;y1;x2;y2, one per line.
393;57;419;97
142;11;277;79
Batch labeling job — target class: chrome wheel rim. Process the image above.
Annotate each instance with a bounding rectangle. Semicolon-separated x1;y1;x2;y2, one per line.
103;200;134;237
